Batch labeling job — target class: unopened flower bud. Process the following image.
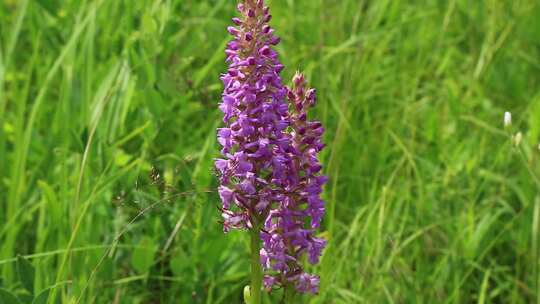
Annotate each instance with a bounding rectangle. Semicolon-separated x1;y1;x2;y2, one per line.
306;88;316;106
232;17;242;25
268;36;280;45
227;26;239;36
260;46;271;56
504;111;512;127
287;90;295;100
293;72;305;87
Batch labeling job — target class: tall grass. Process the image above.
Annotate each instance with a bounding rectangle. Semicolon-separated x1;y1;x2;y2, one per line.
0;0;539;303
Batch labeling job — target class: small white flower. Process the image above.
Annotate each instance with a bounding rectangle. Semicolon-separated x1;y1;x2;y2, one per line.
504;111;512;127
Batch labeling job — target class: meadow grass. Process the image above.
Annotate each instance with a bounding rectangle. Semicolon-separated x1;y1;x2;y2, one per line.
1;0;540;303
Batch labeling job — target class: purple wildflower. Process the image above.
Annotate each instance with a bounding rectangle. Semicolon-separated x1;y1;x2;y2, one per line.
216;0;288;233
259;72;327;294
216;0;327;295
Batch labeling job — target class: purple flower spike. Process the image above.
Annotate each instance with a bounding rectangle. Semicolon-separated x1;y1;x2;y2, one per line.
258;72;327;294
216;0;289;240
216;0;327;296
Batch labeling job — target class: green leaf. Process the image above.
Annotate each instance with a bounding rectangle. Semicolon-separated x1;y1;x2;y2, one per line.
141;11;158;35
170;251;187;277
18;293;34;304
31;288;51;304
131;237;157;274
35;0;58;16
113;149;132;167
243;285;251;304
0;288;22;304
16;255;35;294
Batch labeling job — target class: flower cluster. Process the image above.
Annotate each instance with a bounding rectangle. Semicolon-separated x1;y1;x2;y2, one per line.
215;0;327;294
260;72;327;294
216;0;288;233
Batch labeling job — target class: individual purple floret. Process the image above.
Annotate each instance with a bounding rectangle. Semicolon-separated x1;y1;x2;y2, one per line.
215;0;327;296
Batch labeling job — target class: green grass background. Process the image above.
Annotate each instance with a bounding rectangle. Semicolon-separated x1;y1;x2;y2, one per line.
1;0;540;303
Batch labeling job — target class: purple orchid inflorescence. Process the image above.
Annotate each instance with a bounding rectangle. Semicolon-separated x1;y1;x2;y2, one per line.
215;0;327;295
260;72;327;294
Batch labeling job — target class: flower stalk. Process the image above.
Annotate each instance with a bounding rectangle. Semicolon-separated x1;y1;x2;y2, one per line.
283;284;296;303
250;223;262;304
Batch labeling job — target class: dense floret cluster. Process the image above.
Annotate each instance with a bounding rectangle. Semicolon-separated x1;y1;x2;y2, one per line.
215;0;327;294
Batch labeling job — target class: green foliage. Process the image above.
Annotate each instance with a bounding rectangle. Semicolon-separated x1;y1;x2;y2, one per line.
31;288;51;304
0;288;22;304
16;256;34;295
131;237;158;275
0;0;539;303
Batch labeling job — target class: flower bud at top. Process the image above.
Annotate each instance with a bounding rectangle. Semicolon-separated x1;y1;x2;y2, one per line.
293;72;305;87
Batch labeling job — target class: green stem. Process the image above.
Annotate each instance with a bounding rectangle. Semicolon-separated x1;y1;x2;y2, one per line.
283;284;296;304
250;228;262;304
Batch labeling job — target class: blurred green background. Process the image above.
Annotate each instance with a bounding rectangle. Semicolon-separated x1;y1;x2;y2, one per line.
1;0;540;303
